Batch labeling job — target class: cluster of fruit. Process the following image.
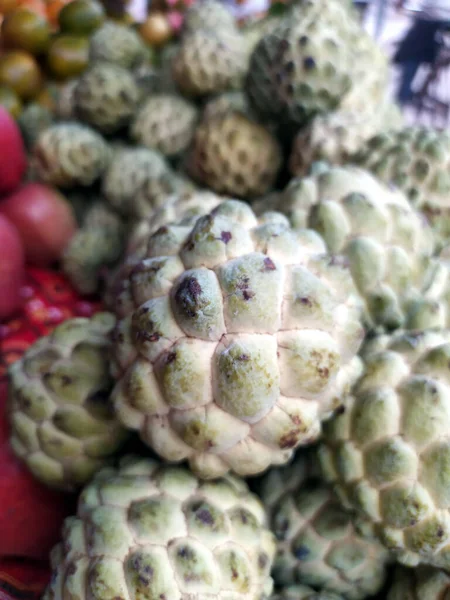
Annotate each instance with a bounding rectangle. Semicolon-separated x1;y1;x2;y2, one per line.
4;0;450;599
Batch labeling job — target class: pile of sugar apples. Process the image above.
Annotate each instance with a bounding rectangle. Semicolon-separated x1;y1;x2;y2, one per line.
7;0;450;598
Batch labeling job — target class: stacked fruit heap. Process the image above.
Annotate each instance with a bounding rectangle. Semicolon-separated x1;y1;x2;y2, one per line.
5;0;450;598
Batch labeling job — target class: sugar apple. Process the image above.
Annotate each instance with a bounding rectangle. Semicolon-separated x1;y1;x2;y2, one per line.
289;101;402;177
131;171;197;219
32;123;110;188
102;146;169;216
253;451;388;600
255;165;442;332
172;29;248;97
74;63;139;134
352;127;450;248
110;200;364;479
187;110;282;199
106;190;227;317
182;0;237;34
89;21;146;68
55;79;78;120
272;584;345;600
43;456;276;600
129;94;198;158
62;203;125;295
8;313;128;491
245;0;360;128
319;328;450;569
387;565;450;599
202;91;251;121
18;103;54;150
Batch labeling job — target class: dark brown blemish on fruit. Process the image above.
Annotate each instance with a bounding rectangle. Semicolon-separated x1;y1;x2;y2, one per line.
166;352;177;364
221;231;232;244
175;276;203;318
263;257;276;271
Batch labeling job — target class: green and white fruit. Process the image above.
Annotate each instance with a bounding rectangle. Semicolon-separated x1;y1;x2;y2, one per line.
101;146;169;216
74;63;139;134
187;110;282;198
254;165;439;331
32;123;110;188
352;127;450;248
130;94;198;158
319;329;450;569
387;566;450;599
89;22;146;68
8;314;128;491
254;451;388;599
110;200;363;479
62;203;125;295
272;585;345;600
182;0;237;34
172;29;247;97
43;456;276;600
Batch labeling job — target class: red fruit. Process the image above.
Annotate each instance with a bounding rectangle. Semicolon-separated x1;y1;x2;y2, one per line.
0;214;25;320
0;107;26;196
0;379;75;560
0;183;77;266
0;267;103;383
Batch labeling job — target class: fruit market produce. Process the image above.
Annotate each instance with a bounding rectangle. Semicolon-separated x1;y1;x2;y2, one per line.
319;329;450;569
0;106;26;194
0;214;25;320
0;182;77;266
111;200;364;479
8;312;128;490
0;379;74;560
42;456;276;600
7;0;450;598
253;450;389;599
352;127;450;248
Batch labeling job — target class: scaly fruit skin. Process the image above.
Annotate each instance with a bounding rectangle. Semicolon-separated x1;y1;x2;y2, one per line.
319;329;450;569
74;63;139;134
130;94;198;159
55;79;78;120
352;127;450;249
8;313;128;491
17;102;54;150
32;123;110;188
254;452;388;600
246;1;356;128
387;566;450;599
272;585;344;600
202;91;251;121
111;200;364;479
132;170;196;219
183;0;237;34
289;102;402;177
256;166;438;332
62;203;125;295
187;110;282;199
88;22;146;68
43;456;276;600
172;29;248;97
101;146;169;216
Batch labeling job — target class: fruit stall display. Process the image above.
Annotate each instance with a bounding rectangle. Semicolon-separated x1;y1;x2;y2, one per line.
2;1;450;600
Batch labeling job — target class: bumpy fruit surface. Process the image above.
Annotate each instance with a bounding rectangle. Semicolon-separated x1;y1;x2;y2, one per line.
62;203;125;294
43;456;276;600
352;127;450;247
254;451;388;599
255;166;437;331
101;146;169;216
17;102;53;149
32;123;110;188
387;566;450;599
187;110;282;198
8;313;128;491
319;329;450;569
172;29;247;97
272;585;344;600
246;1;358;127
111;200;363;479
182;0;237;34
88;21;146;68
130;94;198;158
74;63;139;134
